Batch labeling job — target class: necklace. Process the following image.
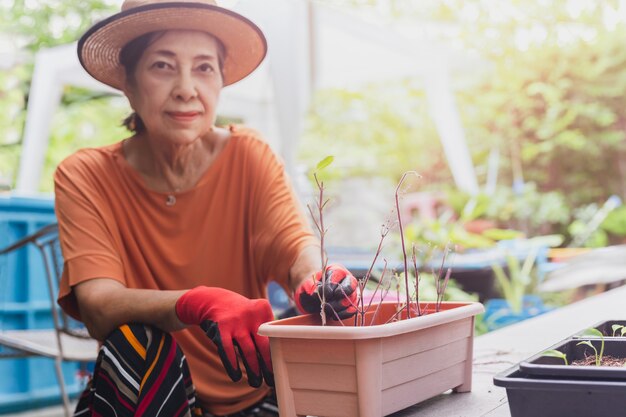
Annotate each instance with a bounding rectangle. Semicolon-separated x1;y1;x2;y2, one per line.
164;185;181;207
165;194;177;206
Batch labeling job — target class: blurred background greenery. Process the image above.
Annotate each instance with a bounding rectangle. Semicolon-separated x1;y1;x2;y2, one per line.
301;0;626;247
2;0;626;248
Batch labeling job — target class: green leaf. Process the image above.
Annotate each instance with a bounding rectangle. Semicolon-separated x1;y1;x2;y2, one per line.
612;324;624;337
577;340;600;366
316;156;334;171
491;262;519;313
541;349;568;365
581;328;604;338
601;207;626;236
527;234;565;248
519;248;538;285
578;329;605;365
481;228;525;241
577;340;596;349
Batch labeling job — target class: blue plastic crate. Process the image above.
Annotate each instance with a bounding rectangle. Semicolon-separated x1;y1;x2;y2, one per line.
0;195;87;413
0;196;57;303
267;281;291;313
0;356;85;414
484;295;554;331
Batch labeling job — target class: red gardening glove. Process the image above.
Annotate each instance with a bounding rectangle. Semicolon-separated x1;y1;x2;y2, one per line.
175;286;274;388
294;264;358;320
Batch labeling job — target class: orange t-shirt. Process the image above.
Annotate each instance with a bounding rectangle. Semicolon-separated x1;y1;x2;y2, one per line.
54;126;315;415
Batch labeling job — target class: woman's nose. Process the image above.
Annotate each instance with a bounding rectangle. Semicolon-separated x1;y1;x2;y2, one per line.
172;72;197;101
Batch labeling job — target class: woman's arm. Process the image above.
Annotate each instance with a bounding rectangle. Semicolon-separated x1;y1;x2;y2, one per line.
74;278;187;341
78;278;275;387
288;244;320;293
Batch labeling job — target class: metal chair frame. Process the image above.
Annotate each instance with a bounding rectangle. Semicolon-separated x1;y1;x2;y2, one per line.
0;223;98;417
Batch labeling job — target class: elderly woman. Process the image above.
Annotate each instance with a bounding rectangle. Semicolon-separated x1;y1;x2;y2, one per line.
54;1;358;416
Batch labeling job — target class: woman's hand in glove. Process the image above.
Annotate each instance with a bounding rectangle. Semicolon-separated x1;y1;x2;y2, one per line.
175;286;274;388
294;264;358;320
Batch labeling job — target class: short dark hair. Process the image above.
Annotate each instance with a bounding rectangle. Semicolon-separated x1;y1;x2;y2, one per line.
119;31;226;133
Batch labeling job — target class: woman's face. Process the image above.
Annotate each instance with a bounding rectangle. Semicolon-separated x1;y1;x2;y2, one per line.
124;30;224;145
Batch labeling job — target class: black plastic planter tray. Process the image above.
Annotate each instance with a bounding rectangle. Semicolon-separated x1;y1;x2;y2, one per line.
494;366;626;417
519;339;626;379
572;320;626;338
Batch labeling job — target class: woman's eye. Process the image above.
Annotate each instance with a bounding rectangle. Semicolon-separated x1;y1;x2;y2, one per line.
197;63;214;73
152;61;172;70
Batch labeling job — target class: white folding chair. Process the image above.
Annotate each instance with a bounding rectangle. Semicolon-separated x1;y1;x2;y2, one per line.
0;223;99;417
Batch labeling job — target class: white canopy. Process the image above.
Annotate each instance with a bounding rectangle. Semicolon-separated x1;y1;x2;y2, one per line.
15;0;480;195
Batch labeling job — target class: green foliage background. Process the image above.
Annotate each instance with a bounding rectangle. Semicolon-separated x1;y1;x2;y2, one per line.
0;0;126;192
300;0;626;225
2;0;626;228
300;83;448;184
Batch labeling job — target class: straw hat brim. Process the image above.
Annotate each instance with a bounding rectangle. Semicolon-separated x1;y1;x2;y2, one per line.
78;2;267;89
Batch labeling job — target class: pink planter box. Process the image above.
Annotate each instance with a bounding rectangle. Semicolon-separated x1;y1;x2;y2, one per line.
258;301;484;417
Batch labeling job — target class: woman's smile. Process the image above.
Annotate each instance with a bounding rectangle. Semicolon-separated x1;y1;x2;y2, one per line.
167;111;202;122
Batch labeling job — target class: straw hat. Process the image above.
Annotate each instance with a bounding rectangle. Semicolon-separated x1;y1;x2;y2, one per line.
78;0;267;90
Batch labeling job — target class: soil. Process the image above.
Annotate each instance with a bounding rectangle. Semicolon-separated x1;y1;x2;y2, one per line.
572;355;626;367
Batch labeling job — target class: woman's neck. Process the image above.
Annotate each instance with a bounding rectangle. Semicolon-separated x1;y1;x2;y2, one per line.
123;127;230;193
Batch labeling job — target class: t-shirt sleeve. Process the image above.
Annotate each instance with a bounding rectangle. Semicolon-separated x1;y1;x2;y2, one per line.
54;152;126;320
246;137;317;293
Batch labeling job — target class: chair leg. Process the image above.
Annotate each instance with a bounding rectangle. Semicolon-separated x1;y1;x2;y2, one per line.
53;357;72;417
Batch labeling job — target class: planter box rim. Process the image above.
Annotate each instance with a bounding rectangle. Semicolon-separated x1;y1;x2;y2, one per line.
572;319;626;339
520;338;626;380
259;301;483;340
495;365;626;390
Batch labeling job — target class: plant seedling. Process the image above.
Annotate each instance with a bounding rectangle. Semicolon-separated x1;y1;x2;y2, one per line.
395;171;421;319
307;156;335;325
576;341;601;366
577;328;604;366
491;250;536;315
541;349;568;365
490;235;562;315
307;160;451;326
611;324;626;337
